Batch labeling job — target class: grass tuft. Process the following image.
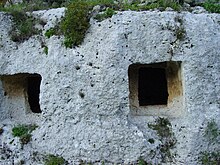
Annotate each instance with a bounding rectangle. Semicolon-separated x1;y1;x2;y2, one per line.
12;124;38;144
10;11;40;42
45;154;66;165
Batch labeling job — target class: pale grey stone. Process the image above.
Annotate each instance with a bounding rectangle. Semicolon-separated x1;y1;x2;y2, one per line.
0;8;219;165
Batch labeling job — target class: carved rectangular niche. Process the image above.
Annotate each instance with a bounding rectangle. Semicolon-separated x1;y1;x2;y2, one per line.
0;73;42;122
128;61;184;117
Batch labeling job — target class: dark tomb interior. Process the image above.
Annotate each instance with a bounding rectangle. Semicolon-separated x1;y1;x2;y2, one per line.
27;74;42;113
138;67;168;106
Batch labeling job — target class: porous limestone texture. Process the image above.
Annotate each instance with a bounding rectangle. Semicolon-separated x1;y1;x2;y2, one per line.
0;8;220;165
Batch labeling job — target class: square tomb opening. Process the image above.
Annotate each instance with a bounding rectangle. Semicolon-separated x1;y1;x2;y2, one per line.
128;61;184;117
0;73;42;122
138;67;168;106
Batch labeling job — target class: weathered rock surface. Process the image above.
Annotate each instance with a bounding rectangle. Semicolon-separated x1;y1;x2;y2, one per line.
0;8;219;164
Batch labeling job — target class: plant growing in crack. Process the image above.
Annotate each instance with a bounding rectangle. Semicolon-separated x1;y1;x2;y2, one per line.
44;46;49;55
148;117;177;163
167;15;186;59
204;119;220;143
198;119;220;164
12;124;38;145
174;15;186;41
137;157;151;165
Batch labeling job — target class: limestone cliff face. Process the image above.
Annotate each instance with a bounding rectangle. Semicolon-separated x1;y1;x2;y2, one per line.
0;9;219;164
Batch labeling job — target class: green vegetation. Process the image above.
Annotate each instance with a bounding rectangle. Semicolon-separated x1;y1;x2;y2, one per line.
157;0;181;11
138;157;151;165
2;0;218;48
10;11;40;42
94;8;116;22
204;120;220;143
58;0;182;47
202;2;220;13
58;0;115;47
148;117;177;163
0;0;55;12
79;159;93;165
82;0;115;7
19;133;32;144
60;0;91;47
44;46;49;55
44;0;67;8
12;124;37;137
198;119;220;164
175;26;185;40
0;3;42;42
0;0;184;47
120;0;181;11
173;15;185;41
12;124;38;144
148;117;173;138
45;154;66;165
0;0;54;42
199;151;220;165
45;28;57;38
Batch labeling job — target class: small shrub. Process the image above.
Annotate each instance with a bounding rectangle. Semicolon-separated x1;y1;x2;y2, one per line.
60;0;91;47
63;37;74;48
45;154;66;165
